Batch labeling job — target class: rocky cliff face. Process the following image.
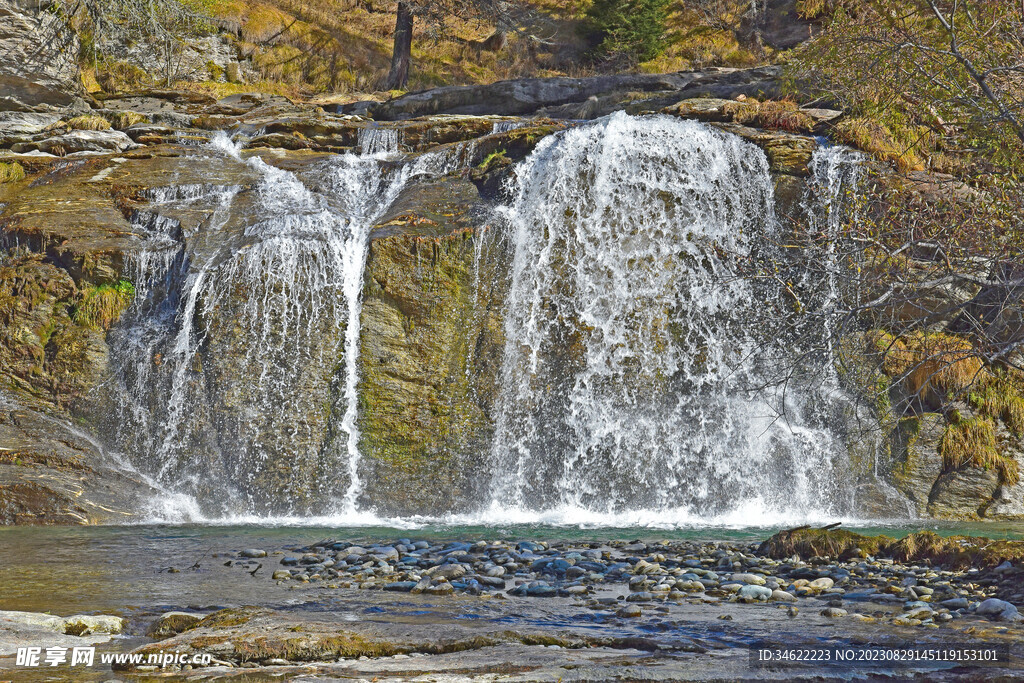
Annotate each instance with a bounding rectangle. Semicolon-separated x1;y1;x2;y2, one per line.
0;0;83;112
0;63;1019;523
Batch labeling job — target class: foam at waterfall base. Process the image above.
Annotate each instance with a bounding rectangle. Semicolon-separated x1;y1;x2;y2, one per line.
137;499;870;530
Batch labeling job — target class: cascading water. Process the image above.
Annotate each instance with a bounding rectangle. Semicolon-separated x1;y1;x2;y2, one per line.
103;111;873;526
482;113;855;525
109;133;460;517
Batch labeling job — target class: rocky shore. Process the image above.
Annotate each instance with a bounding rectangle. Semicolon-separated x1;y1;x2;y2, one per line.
0;527;999;680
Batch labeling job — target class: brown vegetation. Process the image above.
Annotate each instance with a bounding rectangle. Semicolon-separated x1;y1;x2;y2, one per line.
760;527;1024;570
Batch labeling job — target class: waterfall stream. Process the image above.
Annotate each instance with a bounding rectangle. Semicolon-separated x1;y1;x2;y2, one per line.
109;134;462;517
481;113;855;525
105;114;872;526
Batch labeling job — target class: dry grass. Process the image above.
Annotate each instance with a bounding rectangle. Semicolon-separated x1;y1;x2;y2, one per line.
870;330;984;401
723;99;816;133
94;59;153;94
939;415;1018;485
0;162;26;184
104;111;149;130
757;527;889;560
176;0;770;95
835;117;929;173
972;375;1024;437
66;115;112;131
761;527;1024;570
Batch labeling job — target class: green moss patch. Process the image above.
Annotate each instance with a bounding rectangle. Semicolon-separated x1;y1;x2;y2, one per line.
73;280;134;330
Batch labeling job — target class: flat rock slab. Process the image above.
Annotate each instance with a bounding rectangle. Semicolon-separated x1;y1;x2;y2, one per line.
0;610;123;656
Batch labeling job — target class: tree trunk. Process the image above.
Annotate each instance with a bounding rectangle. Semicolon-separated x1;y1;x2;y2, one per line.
384;1;414;90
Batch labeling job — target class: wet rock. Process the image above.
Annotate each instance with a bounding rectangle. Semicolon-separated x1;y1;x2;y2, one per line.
887;414;946;515
820;607;847;618
616;605;642;618
146;612;202;639
240;549;267;558
384;581;417;592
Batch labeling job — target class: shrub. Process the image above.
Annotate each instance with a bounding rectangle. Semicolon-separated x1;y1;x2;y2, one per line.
584;0;671;64
834;116;926;173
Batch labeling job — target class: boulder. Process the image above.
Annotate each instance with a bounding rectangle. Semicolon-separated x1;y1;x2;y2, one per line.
740;0;819;50
0;112;63;147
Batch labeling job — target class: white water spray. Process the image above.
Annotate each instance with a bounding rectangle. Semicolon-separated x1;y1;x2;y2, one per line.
484;113;852;524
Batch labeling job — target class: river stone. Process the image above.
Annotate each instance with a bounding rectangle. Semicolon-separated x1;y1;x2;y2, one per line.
240;549;267;558
738;585;773;602
770;589;797;602
940;597;969;610
731;573;766;586
809;577;834;590
425;582;455;596
616;605;642;618
431;564;467;580
975;598;1022;622
0;611;125;636
626;591;655;602
820;608;847;618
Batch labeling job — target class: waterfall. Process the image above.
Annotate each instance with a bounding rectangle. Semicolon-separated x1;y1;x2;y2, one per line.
101;113;874;526
492;120;527;134
109;134;454;516
358;127;401;155
482;112;852;525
